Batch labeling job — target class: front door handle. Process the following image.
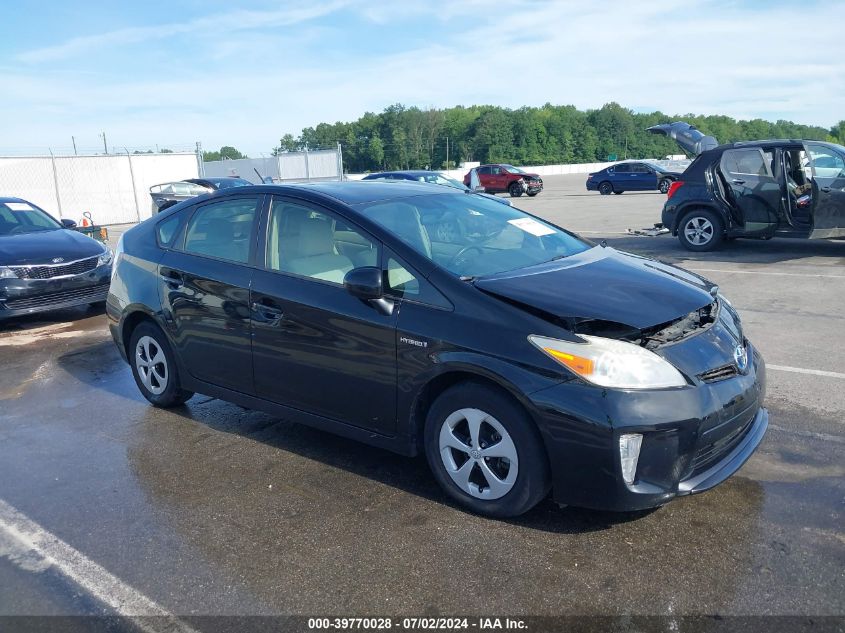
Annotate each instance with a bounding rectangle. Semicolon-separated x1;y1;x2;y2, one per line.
821;186;832;193
732;179;745;185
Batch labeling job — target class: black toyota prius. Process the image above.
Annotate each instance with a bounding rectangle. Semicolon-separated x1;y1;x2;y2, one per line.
108;181;767;517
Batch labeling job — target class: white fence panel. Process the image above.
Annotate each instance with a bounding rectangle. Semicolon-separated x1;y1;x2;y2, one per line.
0;153;198;225
127;153;199;221
0;158;62;217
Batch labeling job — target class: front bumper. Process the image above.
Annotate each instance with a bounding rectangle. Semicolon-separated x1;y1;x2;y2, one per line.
528;342;768;512
526;180;543;193
0;266;111;319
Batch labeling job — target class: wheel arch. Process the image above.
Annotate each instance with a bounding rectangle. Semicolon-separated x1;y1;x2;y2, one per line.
672;203;727;235
407;366;548;459
119;307;167;361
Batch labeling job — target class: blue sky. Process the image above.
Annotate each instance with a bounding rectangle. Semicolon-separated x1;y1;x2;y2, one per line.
1;0;843;155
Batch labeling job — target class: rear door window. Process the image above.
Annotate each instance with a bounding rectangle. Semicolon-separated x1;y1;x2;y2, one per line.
183;197;260;264
614;163;630;173
721;149;772;177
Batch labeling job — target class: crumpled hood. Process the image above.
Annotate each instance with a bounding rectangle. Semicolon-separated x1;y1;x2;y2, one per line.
474;246;716;330
0;229;104;265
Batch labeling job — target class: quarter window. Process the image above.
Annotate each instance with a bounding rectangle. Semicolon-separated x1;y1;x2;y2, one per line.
266;197;378;284
384;250;451;309
721;149;772;177
183;197;259;263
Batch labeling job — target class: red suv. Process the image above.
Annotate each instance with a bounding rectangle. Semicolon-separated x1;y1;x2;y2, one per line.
464;164;543;197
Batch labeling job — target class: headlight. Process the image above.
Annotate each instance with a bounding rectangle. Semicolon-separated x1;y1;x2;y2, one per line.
0;266;18;279
97;246;113;267
529;334;687;389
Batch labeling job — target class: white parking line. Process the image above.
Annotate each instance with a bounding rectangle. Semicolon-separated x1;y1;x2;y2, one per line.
768;364;845;379
0;498;197;633
686;267;845;279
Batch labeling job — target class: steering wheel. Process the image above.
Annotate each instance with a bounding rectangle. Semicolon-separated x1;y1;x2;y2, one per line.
448;245;485;269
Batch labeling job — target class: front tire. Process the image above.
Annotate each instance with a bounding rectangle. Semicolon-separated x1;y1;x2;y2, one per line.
678;209;724;252
424;382;550;518
599;181;613;195
527;191;539;197
129;321;193;407
659;179;671;194
508;182;524;197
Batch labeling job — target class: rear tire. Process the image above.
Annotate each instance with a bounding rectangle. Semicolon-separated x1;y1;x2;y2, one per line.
678;209;724;252
599;181;613;195
424;382;550;518
508;182;523;197
129;321;193;407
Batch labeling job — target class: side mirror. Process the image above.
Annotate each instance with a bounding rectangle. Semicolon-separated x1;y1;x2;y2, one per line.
60;218;77;228
344;266;395;315
343;266;383;300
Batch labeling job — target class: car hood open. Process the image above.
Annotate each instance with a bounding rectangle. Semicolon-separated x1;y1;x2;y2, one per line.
0;229;105;266
474;246;716;331
647;121;719;156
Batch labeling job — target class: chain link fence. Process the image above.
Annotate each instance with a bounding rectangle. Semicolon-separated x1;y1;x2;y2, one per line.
0;152;201;225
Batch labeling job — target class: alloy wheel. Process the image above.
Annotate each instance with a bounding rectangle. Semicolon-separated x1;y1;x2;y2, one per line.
438;408;518;500
135;335;168;395
659;180;670;194
683;216;715;246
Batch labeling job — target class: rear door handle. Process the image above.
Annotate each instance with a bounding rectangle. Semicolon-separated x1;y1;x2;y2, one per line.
251;301;284;323
159;270;184;288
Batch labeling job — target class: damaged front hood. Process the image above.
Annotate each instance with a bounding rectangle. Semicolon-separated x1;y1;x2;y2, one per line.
474;246;716;330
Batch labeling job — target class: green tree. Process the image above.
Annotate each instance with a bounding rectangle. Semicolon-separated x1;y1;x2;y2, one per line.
367;133;385;170
203;146;247;161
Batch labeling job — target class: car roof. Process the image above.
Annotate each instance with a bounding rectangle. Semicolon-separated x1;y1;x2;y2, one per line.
200;180;457;206
0;196;28;204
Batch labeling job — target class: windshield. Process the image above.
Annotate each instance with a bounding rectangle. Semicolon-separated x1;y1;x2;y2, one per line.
355;192;589;278
0;201;62;235
417;173;468;190
210;178;253;189
644;162;665;172
502;165;525;174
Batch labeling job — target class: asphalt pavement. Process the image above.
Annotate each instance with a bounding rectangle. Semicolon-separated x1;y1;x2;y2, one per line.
0;175;842;627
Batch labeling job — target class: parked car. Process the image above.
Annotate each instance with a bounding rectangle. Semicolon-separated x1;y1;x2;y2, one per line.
648;122;845;251
149;177;253;213
0;197;112;319
362;170;512;205
463;164;543;197
109;181;767;518
586;161;683;195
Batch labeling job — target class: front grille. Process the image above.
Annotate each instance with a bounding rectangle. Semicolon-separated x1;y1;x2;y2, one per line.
691;403;757;474
699;364;738;383
2;282;109;310
10;256;99;279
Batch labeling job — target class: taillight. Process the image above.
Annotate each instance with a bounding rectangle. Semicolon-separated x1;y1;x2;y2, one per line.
667;181;684;198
